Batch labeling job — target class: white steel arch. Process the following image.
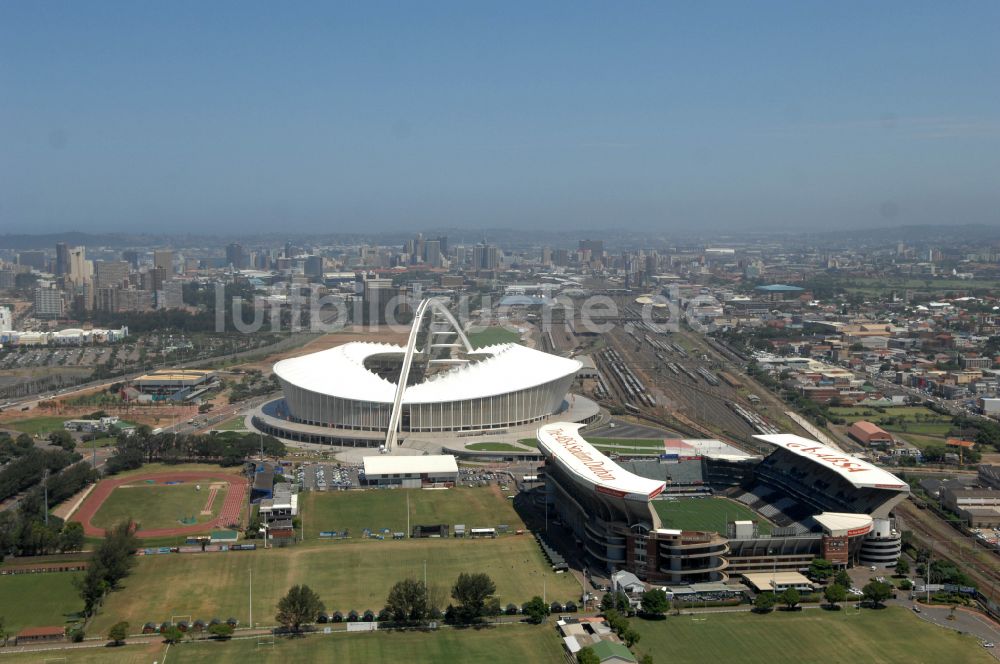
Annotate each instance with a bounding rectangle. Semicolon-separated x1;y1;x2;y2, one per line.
384;298;473;448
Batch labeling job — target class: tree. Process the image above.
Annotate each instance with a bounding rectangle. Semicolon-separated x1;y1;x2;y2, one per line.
75;561;109;617
107;621;129;646
600;592;614;611
779;587;800;610
207;623;234;640
834;569;852;589
522;596;550;624
614;590;631;615
640;589;670;617
753;592;775;612
622;627;641;647
808;558;834;582
162;625;184;644
824;584;847;609
862;580;893;608
385;578;429;623
48;430;76;452
577;647;601;664
450;572;496;624
276;584;325;633
895;558;910;577
639;655;654;664
59;521;85;552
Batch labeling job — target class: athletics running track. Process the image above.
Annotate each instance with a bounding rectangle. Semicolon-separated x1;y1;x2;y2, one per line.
71;471;249;539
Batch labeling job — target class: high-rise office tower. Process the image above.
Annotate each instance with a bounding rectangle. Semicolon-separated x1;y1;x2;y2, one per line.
153;250;174;274
55;242;70;276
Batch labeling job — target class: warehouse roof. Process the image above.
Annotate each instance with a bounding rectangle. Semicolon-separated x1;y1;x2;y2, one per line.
363;455;458;476
536;422;665;500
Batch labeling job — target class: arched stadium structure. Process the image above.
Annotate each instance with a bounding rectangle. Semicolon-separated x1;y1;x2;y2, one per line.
257;298;585;448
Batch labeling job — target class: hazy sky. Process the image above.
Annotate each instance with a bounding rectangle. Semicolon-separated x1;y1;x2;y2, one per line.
2;2;999;234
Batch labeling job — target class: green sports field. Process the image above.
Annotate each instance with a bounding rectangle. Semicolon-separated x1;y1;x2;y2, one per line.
302;487;523;539
89;537;580;634
0;571;83;634
178;624;563;663
91;481;229;531
654;497;771;535
632;606;992;664
467;326;522;348
0;624;564;664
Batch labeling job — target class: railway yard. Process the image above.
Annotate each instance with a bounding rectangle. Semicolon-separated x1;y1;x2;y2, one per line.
580;299;803;454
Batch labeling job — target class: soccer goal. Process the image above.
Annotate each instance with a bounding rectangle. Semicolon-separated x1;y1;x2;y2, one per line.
171;614;192;629
257;636;276;648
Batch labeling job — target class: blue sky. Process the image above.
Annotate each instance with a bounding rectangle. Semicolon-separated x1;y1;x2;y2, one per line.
1;2;998;234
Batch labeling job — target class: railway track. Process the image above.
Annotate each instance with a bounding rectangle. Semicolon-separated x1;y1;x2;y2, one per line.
897;499;1000;601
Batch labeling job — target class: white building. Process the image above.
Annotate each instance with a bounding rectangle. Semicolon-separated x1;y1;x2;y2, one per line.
362;455;459;488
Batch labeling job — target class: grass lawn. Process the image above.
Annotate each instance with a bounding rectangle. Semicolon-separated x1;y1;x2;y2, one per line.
177;624;563;663
90;538;580;634
465;442;529;452
303;486;523;538
0;642;165;664
92;482;229;531
216;416;249;431
5;415;69;435
5;624;563;664
654;497;771;535
632;606;993;664
112;462;243;478
895;432;951;449
882;422;953;436
467;326;522;348
0;572;84;633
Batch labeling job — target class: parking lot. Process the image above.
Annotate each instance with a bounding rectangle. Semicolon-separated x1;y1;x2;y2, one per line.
297;463;358;491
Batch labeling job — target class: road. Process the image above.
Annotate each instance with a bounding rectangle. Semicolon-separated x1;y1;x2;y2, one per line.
2;331;318;414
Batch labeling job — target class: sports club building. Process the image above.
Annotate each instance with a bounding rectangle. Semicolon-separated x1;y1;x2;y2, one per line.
538;425;910;584
537;422;730;585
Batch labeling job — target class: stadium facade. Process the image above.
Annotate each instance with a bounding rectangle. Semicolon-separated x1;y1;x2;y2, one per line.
537;423;730;585
538;424;910;584
257;298;584;448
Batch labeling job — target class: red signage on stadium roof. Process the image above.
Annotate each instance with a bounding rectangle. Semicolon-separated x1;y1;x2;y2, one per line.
783;441;869;474
847;526;872;537
596;486;628;498
545;427;618;482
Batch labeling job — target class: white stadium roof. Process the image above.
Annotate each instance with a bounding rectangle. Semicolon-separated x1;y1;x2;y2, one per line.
812;512;873;537
273;341;581;405
753;434;908;491
363;455;458;477
536;422;665;500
